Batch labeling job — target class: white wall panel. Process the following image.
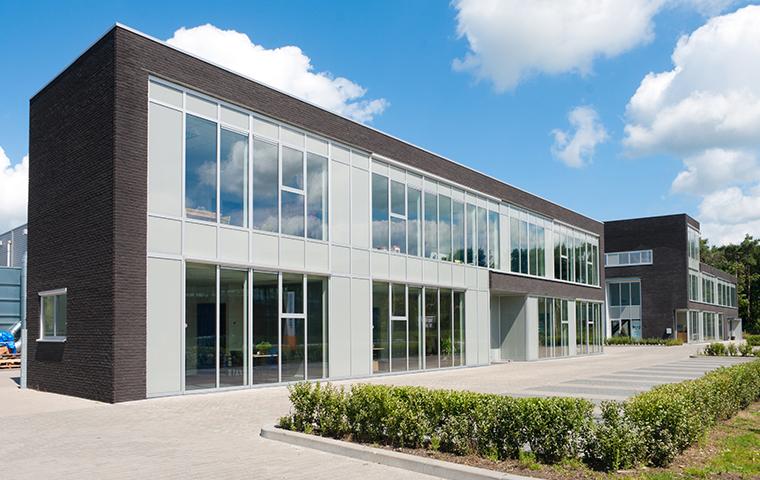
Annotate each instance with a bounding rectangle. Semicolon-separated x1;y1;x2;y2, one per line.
219;227;249;263
452;264;466;288
371;251;389;279
306;136;328;156
147;216;181;256
389;255;405;281
407;257;422;283
148;103;182;217
252;117;278;140
305;241;329;273
352;151;370;170
331;161;351;245
251;232;279;266
280;237;305;269
525;297;539;361
439;263;452;286
186;94;217;119
147;257;182;397
148;81;182;108
351;168;370;248
221;106;249;131
184;222;217;260
568;300;577;357
329;276;352;378
331;246;351;275
423;260;438;284
350;278;371;376
466;267;478;290
477;269;489;291
478;290;490;365
351;249;370;277
281;127;304;147
332;145;350;164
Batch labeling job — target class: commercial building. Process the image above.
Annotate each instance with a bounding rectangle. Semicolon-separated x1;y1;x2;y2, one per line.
0;224;27;268
604;214;740;342
26;24;604;403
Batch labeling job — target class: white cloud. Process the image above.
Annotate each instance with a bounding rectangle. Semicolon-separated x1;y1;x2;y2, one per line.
623;5;760;245
167;24;388;122
0;147;28;233
551;106;608;168
452;0;661;91
671;148;760;194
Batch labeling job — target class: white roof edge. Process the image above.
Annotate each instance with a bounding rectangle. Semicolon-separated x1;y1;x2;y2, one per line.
32;22;602;227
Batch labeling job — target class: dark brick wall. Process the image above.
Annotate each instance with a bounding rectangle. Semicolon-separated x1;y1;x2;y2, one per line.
27;32;118;402
605;214;738;338
490;271;604;301
605;215;690;338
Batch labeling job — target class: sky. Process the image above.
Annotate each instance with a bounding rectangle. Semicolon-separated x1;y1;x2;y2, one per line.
1;0;759;245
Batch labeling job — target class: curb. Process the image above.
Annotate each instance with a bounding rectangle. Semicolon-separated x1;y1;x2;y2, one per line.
260;426;540;480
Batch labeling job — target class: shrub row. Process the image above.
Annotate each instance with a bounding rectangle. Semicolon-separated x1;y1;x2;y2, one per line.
703;341;758;357
278;360;760;472
605;336;683;346
746;333;760;347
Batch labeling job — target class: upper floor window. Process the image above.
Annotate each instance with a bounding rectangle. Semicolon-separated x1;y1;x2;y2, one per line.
185;114;218;222
605;250;653;267
40;289;67;341
688;227;700;265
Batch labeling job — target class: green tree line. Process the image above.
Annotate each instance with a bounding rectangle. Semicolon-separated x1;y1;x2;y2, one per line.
701;235;760;333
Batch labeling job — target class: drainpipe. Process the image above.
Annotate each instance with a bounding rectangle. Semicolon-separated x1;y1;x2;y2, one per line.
20;252;27;389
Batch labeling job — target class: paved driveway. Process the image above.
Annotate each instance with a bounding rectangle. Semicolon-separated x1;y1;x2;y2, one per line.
1;344;752;479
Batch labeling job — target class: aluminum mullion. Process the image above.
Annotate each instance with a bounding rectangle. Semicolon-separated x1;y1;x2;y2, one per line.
215;265;220;389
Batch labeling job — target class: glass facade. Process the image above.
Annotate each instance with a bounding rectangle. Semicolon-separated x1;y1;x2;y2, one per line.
608;280;642;338
537;297;569;358
576;301;603;355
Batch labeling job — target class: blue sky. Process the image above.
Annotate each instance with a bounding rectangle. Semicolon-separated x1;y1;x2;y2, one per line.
1;1;759;243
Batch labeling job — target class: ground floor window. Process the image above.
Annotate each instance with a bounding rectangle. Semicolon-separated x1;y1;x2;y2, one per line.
703;312;716;341
607;279;641;339
688;310;700;342
372;282;464;374
538;297;569;359
576;301;603;355
185;263;328;391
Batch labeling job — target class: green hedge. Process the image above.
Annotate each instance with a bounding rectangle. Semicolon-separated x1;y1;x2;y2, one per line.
605;336;683;346
703;341;759;357
746;334;760;347
278;360;760;472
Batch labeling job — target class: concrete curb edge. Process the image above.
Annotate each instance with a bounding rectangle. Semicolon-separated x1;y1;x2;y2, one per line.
260;426;540;480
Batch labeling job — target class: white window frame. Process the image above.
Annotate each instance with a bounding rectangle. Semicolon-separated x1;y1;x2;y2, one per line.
38;288;67;342
605;249;654;268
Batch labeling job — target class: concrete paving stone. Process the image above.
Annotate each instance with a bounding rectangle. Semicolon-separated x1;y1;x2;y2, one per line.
525;385;641;398
562;378;662;388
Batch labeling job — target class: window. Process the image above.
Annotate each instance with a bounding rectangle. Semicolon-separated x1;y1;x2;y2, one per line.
424;192;438;259
185;114;217;222
252;139;279;232
466;204;477;265
252;271;279;384
488;210;500;269
372;174;389;250
390;181;406;254
219;129;248;226
40;289;67;340
605;250;653;267
452;201;465;263
306;153;328;240
438;196;452;261
477;207;488;267
688;227;700;264
372;282;390;373
408;188;422;256
608;280;642;339
537;297;569;358
281;147;305;237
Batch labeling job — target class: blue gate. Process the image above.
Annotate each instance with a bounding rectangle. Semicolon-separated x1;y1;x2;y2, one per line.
0;267;21;331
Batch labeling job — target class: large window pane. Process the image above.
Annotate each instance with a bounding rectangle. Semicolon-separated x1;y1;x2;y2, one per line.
510;217;519;273
220;269;246;387
54;295;67;337
610;283;621;306
281;191;305;237
453;291;465;366
409;288;421;370
42;296;55;337
439;196;452;261
372;174;389;250
392;284;406;317
391;320;408;372
631;282;641;306
452;201;465;263
281;317;305;381
407;188;421;256
439;290;452;368
489;210;500;269
185;264;216;390
372;282;390;373
529;223;537;275
467;204;477;265
477;207;488;267
220;129;248;227
424;193;438;259
391;181;405;215
282;146;304;190
252;271;279;385
185;115;217;222
538;298;550;358
282;273;304;314
391;217;407;254
307;276;328;379
519;220;528;274
537;227;546;276
424;289;439;369
306;153;328;240
252;139;278;232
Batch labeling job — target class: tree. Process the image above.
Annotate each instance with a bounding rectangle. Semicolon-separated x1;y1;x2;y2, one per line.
701;235;760;334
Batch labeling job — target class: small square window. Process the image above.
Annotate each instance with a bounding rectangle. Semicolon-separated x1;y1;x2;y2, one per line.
40;290;67;340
